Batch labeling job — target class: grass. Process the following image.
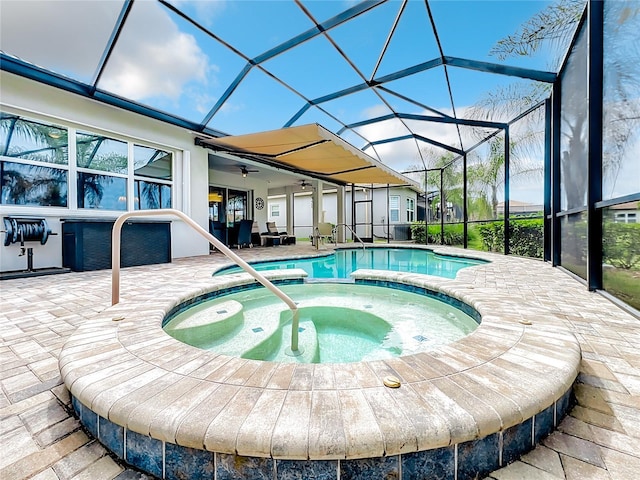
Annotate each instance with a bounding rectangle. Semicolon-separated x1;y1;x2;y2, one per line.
603;267;640;311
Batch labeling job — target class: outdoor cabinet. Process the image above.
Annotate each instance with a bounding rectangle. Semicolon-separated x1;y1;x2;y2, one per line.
62;218;171;271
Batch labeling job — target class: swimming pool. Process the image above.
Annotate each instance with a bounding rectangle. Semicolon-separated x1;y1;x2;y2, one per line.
163;282;479;363
214;247;486;279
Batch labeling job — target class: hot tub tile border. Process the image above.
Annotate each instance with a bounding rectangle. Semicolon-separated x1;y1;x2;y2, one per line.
71;383;574;480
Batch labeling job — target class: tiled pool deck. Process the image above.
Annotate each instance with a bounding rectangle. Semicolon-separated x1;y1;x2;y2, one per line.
1;244;639;479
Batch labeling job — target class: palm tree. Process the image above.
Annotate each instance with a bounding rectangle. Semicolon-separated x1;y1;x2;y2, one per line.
488;0;640;206
1;114;68;206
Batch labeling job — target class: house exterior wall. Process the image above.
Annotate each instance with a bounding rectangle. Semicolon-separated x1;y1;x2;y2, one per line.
267;187;419;241
1;71;210;273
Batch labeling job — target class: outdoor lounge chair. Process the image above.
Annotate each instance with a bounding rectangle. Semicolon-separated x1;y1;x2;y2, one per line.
261;222;289;246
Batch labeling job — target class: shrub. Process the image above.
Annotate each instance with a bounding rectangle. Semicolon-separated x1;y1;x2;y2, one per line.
410;222;468;246
603;222;640;269
476;218;544;258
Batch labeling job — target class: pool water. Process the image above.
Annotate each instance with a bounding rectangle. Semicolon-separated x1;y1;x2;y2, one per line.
164;283;479;363
214;247;485;279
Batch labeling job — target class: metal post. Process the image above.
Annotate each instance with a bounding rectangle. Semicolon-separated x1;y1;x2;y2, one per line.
463;153;468;249
504;126;510;255
424;171;428;245
543;98;552;262
552;82;562;266
587;0;604;291
439;168;445;245
386;183;390;243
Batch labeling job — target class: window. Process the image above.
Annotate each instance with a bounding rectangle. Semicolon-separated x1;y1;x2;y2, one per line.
271;204;280;217
1;113;68;207
389;195;399;222
614;212;637;224
76;131;128;210
133;144;172;209
406;198;415;222
76;137;173;211
1;112;174;211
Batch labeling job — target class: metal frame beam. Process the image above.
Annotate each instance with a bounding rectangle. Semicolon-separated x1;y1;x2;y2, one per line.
543;98;552;262
90;0;133;91
368;133;464;155
587;0;603;291
443;57;557;83
342;112;507;132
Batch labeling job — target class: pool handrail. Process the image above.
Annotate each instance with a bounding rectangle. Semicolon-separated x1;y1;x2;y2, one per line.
111;209;301;352
332;223;365;250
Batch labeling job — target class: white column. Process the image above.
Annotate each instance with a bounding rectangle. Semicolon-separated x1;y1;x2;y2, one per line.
311;180;323;245
336;185;346;243
285;186;294;235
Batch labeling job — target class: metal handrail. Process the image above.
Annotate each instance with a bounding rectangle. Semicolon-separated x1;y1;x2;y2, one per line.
332;223;365;250
111;209;301;353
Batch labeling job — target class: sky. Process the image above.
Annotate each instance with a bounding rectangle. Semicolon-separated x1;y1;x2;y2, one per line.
2;0;635;202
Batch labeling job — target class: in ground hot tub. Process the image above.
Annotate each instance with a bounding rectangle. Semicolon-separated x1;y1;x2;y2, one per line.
163;282;479;363
60;268;579;480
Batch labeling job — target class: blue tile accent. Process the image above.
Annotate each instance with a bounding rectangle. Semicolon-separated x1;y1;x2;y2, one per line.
555;387;573;424
165;443;213;480
534;403;555;444
401;447;454;480
502;418;533;466
163;279;304;326
82;403;98;439
71;395;81;417
126;429;163;478
98;415;124;458
276;459;337;480
341;455;399;479
457;433;500;480
354;279;481;324
216;453;273;480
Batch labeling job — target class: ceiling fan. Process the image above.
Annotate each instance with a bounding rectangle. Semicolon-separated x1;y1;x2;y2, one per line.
239;165;259;177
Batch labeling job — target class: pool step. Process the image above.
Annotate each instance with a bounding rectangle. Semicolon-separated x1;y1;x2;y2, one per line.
217;309;285;358
243;317;319;363
170;300;243;330
165;300;245;348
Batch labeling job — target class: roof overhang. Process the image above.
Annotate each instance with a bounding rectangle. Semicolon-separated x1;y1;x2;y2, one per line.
196;124;420;188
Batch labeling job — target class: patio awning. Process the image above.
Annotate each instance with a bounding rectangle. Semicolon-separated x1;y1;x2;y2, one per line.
196;124;420;187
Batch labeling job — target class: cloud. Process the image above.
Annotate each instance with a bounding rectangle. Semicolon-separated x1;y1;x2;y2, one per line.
1;1;213;108
0;1;126;80
170;0;227;28
356;107;474;171
99;1;210;102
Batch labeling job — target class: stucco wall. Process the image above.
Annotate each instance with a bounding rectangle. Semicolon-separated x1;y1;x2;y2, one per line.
1;71;210;272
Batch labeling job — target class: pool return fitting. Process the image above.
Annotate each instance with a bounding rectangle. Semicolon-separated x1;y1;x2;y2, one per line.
111;209;303;355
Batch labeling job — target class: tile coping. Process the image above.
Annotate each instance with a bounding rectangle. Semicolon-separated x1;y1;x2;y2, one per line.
59;248;581;462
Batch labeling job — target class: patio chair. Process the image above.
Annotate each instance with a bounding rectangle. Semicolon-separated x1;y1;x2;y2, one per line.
236;219;254;248
261;222;289;246
251;221;262;246
317;222;334;244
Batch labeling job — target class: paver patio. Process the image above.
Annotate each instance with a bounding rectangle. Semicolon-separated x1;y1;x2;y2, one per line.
1;244;639;479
